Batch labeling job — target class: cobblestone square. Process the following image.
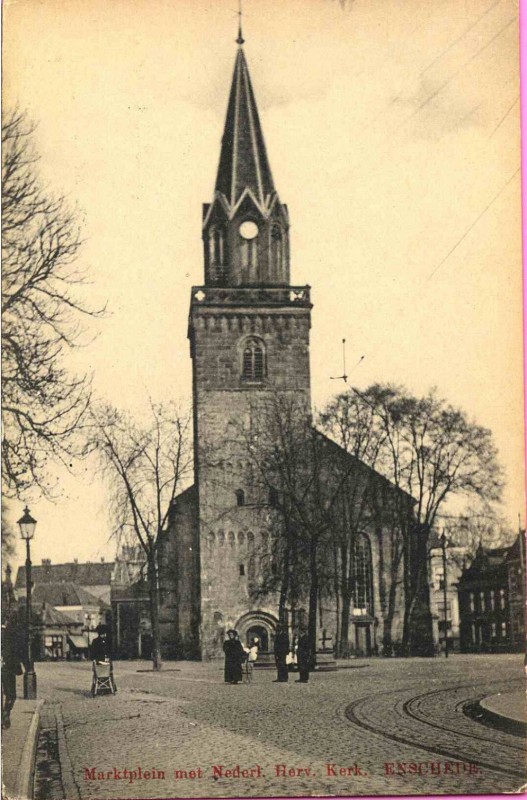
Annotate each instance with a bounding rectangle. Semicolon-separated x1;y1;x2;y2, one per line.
31;654;526;799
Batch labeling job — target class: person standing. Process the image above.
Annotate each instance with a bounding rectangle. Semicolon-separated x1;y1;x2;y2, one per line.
296;630;311;683
1;613;24;730
243;638;259;684
274;624;290;682
90;624;110;663
223;629;245;684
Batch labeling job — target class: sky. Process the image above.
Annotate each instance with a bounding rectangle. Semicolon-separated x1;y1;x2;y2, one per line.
3;0;523;571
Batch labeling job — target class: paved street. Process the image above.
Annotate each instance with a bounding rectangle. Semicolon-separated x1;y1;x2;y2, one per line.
30;655;525;799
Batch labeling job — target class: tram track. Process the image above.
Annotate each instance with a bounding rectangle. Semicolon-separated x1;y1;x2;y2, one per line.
344;678;526;782
403;683;525;751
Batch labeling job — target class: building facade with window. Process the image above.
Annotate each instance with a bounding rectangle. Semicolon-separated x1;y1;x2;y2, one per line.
457;538;525;653
158;37;427;661
428;532;466;653
505;533;526;650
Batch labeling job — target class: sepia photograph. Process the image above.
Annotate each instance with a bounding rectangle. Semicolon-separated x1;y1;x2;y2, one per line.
2;0;526;798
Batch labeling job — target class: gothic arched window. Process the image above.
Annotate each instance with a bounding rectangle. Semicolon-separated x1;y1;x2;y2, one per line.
271;223;284;277
209;225;227;281
235;489;245;507
241;338;266;382
353;534;374;615
209;226;225;264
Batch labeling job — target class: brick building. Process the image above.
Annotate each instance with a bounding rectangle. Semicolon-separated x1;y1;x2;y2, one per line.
158;36;429;661
505;533;526;650
457;535;525;653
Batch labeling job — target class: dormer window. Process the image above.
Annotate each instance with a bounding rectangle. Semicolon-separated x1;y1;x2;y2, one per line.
241;338;266;382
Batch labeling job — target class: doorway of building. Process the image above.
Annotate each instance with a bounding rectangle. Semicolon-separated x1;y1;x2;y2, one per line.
354;622;372;656
139;633;153;659
246;625;269;652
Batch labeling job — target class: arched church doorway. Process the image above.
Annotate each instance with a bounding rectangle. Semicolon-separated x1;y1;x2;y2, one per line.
246;625;268;651
235;611;277;654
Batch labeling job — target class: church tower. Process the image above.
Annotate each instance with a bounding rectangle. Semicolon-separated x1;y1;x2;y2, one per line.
189;33;312;659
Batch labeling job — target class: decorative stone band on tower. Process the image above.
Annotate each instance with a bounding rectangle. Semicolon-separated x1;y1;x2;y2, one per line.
190;285;311;309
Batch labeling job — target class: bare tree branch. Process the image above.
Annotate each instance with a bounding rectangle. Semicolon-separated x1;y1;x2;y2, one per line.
87;401;192;670
2;108;105;497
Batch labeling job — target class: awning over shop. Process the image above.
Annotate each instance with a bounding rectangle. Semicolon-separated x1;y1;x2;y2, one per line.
67;635;89;649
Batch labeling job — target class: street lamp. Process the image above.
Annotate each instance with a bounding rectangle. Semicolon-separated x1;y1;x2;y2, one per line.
440;531;449;659
17;506;37;698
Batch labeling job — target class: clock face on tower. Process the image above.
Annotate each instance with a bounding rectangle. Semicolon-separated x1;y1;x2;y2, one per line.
239;220;259;240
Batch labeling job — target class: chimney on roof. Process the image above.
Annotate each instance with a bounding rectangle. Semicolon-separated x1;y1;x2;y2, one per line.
41;559;51;565
73;558;78;564
101;557;105;563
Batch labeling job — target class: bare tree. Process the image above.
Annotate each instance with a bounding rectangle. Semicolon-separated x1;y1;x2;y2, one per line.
242;393;360;665
319;390;388;655
1;501;16;565
88;401;192;670
2;109;102;496
437;509;516;568
341;384;504;654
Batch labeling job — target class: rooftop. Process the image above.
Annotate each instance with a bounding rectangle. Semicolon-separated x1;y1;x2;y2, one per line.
31;582;110;609
15;560;115;590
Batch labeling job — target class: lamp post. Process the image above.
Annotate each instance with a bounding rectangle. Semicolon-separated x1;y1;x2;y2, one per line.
440;531;449;659
17;506;37;698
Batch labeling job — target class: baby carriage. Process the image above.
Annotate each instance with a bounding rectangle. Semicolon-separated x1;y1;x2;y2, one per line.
91;659;117;697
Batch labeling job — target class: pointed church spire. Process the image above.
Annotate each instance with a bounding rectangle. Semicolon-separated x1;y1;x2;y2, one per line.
214;45;275;211
236;0;245;45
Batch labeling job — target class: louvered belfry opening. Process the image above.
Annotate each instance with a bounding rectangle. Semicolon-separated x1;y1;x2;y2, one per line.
242;338;265;382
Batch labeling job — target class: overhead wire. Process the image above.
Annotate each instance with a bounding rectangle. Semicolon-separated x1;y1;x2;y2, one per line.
489;95;519;138
326;5;520;384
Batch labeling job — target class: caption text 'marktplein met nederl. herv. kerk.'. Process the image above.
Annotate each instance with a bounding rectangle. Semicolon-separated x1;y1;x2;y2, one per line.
83;760;484;785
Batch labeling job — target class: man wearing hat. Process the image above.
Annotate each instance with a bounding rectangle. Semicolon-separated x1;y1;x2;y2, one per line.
223;629;245;684
90;624;111;663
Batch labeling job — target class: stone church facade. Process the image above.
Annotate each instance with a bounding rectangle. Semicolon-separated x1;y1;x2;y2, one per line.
158;39;423;661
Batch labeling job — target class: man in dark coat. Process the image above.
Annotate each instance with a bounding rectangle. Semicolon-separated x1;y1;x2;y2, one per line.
90;624;110;663
274;624;290;682
2;613;24;730
296;630;311;683
223;630;245;684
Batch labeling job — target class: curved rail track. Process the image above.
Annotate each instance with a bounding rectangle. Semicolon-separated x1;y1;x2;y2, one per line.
345;678;526;782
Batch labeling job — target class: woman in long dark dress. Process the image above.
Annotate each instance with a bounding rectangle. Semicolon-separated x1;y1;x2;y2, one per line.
223;630;245;684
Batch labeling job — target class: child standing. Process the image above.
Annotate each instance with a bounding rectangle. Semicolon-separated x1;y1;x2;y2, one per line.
243;638;259;684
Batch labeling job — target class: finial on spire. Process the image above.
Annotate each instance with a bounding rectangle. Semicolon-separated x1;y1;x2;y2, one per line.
236;0;245;45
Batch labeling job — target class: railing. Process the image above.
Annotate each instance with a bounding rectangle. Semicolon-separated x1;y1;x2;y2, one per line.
191;285;311;307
